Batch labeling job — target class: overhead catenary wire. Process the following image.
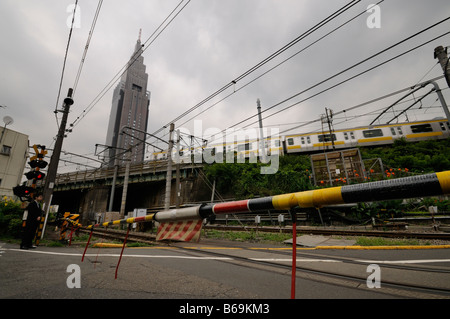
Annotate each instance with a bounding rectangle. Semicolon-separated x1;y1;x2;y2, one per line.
173;0;385;134
214;25;450;141
149;0;363;139
54;0;79;128
68;0;191;130
72;0;104;95
232;18;450;133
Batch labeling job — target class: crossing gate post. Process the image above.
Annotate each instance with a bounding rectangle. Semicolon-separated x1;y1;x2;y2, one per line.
115;224;131;279
290;209;297;299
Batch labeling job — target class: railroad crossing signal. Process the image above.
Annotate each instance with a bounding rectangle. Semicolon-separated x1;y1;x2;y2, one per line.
13;144;47;202
25;170;46;180
24;144;48;182
12;185;35;200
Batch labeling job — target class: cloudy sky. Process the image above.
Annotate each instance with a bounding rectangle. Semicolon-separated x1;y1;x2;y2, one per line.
1;0;449;172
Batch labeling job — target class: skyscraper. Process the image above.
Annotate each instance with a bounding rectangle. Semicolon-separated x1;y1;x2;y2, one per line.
105;31;150;166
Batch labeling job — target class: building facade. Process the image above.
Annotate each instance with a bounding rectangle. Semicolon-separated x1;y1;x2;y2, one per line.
105;35;150;166
0;127;29;198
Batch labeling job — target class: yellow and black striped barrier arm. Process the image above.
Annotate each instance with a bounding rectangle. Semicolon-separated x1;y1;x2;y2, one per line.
69;170;450;228
198;171;450;217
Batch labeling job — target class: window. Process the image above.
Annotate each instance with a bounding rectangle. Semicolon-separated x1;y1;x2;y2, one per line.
440;122;447;131
390;127;396;136
0;145;11;155
362;129;383;138
318;134;336;142
344;132;349;140
350;132;355;139
237;143;250;152
287;138;294;146
410;124;433;133
132;84;142;92
397;127;403;135
307;136;311;144
301;137;305;144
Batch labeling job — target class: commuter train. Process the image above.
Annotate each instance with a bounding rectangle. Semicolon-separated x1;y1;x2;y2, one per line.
150;118;450;162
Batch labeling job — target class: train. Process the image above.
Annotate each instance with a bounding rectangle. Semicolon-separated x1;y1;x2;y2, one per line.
150;118;450;163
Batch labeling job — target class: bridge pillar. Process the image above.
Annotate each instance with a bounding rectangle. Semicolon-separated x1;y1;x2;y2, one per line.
79;186;110;225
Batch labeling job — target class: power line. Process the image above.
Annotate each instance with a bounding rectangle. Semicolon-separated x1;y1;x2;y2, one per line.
148;0;362;139
173;0;384;134
220;19;450;138
54;0;79;125
72;0;104;95
68;0;191;130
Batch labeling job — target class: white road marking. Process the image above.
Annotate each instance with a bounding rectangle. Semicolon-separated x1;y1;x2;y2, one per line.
3;248;450;265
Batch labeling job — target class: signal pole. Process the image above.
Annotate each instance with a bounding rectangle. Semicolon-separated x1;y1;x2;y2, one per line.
42;88;74;221
434;46;450;88
164;123;175;210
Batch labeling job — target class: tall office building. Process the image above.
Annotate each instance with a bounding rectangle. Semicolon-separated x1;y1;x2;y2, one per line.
105;32;150;166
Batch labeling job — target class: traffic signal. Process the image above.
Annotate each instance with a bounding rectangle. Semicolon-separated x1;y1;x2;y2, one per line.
13;185;35;200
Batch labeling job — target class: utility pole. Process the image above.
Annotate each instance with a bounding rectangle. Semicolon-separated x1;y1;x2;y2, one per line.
257;99;266;163
175;129;181;209
164;123;175;210
434;46;450;88
119;143;131;219
42;88;74;220
325;108;335;150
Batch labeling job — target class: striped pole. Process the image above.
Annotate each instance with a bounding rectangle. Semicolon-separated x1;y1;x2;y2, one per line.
198;171;450;217
72;171;450;230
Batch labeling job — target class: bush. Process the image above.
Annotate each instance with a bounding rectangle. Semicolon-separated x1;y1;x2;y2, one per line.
0;196;24;238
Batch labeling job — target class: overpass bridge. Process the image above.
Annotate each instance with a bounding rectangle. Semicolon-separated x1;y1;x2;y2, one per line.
39;160;210;224
50;160;204;191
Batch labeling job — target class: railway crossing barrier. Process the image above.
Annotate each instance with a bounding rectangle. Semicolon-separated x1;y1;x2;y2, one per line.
62;170;449;297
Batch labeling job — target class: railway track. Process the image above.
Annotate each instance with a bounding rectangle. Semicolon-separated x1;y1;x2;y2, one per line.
205;225;450;240
78;227;450;298
78;224;450;243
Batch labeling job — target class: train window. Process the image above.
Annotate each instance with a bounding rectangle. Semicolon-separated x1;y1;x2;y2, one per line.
301;137;305;144
274;140;280;147
307;136;311;144
237;143;251;151
410;124;433;133
350;132;355;139
440;122;447;131
362;129;383;138
318;134;336;142
344;132;348;140
397;127;403;135
287;138;294;146
390;127;396;136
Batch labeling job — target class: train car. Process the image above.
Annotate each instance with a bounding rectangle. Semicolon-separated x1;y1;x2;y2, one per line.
149;118;449;163
284;118;450;155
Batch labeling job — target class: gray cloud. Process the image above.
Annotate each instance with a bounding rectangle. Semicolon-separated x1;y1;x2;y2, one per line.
1;0;449;172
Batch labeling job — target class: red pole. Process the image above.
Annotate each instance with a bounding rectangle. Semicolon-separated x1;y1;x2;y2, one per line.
82;229;93;262
291;210;297;299
115;225;131;279
68;225;74;246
